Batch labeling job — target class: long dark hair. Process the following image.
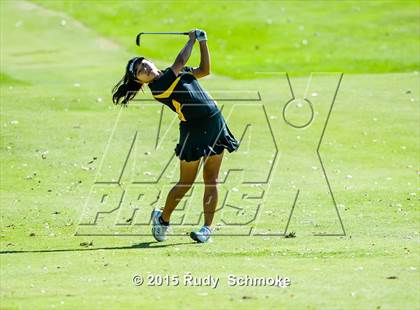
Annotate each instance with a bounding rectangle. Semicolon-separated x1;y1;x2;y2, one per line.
112;56;145;105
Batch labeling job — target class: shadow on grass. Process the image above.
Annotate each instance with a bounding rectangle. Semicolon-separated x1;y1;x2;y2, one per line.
0;241;195;254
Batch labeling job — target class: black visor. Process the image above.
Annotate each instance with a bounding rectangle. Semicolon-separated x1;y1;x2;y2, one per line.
128;56;144;80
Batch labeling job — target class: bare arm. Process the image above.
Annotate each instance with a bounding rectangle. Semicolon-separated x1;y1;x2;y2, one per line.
170;31;196;76
190;40;211;79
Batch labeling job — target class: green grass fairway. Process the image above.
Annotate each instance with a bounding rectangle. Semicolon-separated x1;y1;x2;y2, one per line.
32;0;420;78
1;1;419;309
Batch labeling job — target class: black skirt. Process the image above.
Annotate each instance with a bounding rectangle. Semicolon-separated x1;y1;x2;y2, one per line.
175;111;239;162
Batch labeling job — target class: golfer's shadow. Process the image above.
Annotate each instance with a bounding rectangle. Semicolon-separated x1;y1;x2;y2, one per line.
0;241;194;255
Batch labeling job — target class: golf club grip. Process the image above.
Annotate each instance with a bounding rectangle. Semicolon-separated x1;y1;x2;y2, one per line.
136;32;189;46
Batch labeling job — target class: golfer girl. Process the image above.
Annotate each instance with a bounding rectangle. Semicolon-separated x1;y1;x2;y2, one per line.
112;29;239;243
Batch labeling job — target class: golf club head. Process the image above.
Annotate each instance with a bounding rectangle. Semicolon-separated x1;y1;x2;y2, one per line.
136;32;144;46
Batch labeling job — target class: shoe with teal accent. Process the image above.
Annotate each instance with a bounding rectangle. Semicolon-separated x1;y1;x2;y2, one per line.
150;209;170;242
190;226;212;243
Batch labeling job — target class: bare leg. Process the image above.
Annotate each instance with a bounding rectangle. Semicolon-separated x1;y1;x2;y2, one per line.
202;151;224;226
161;159;200;223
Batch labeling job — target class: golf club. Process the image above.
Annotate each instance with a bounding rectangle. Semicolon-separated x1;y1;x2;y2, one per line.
136;31;189;46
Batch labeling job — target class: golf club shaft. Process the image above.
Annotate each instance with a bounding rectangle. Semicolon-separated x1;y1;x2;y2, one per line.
136;32;189;46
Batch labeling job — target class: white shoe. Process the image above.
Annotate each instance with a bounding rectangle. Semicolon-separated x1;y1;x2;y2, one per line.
190;226;212;243
150;209;170;242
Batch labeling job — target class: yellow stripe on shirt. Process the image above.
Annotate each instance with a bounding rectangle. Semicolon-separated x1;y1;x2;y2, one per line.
172;99;186;122
153;76;181;99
